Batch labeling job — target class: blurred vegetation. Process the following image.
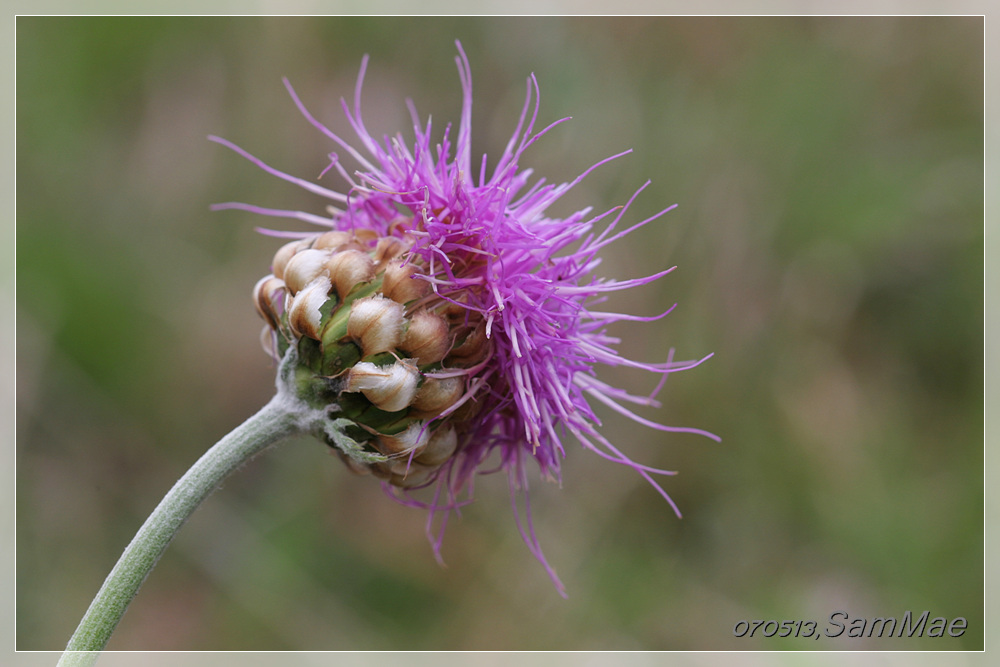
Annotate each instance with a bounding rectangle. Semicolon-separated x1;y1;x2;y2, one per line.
16;16;982;650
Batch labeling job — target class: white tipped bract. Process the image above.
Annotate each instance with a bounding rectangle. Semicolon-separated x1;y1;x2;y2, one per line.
373;236;409;268
411;375;464;414
400;310;451;365
374;422;430;457
382;261;430;304
259;325;279;360
449;321;488;361
387;462;436;488
416;427;458;467
345;360;419;412
252;275;287;329
347;294;405;356
283;248;331;295
287;276;331;340
271;239;311;281
312;231;353;251
327;248;376;297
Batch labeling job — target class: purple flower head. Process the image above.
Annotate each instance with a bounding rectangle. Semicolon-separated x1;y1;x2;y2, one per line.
213;43;716;594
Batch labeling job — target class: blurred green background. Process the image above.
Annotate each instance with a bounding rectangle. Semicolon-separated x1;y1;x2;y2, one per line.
16;16;982;651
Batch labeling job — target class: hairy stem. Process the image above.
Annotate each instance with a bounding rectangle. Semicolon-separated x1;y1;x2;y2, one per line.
58;354;311;666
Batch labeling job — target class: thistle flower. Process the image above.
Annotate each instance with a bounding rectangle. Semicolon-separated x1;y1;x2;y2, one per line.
212;43;716;594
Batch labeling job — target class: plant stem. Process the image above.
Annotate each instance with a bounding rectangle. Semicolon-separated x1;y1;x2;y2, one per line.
58;389;307;666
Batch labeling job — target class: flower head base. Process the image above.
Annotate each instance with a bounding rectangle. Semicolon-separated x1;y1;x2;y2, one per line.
215;43;716;594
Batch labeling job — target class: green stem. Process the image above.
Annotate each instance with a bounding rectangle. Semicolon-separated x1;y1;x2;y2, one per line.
58;355;312;666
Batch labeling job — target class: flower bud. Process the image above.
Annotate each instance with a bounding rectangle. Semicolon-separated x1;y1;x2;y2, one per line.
345;359;419;412
225;49;718;588
400;310;451;366
382;260;430;304
347;294;404;356
287;276;332;340
327;248;376;298
283;248;331;295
